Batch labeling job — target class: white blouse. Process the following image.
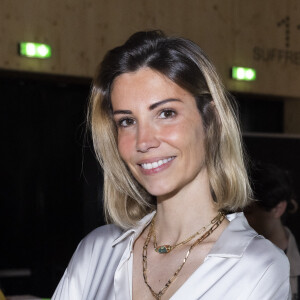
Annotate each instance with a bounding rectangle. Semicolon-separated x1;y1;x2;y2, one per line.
52;213;291;300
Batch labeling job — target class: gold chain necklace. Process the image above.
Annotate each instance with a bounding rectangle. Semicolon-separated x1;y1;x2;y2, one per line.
153;217;212;254
142;212;225;300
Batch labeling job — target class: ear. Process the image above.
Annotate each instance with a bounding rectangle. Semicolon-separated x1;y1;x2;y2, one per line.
289;199;298;214
272;201;287;218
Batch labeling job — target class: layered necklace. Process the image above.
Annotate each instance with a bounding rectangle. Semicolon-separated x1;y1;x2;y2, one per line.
142;212;225;300
153;217;214;254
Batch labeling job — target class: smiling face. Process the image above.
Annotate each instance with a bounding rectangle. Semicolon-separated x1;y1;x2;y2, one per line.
111;68;207;198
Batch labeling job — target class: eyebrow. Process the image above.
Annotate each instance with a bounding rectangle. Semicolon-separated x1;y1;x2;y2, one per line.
113;98;181;115
113;109;132;115
149;98;181;110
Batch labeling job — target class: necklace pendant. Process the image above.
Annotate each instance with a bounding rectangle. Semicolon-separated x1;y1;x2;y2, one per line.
155;245;172;254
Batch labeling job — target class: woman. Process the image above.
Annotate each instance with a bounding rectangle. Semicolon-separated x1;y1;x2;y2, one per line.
52;30;290;299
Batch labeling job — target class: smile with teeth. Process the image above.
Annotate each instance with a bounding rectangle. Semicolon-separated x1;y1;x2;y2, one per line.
140;157;175;170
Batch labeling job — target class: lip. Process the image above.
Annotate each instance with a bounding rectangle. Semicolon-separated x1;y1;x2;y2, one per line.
137;156;175;165
137;156;176;175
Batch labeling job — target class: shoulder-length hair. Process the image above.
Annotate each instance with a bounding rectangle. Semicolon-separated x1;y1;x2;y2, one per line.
88;30;252;229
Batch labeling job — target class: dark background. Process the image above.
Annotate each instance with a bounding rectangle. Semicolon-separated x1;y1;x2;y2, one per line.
0;71;299;297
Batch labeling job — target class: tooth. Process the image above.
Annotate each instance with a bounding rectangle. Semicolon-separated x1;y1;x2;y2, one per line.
141;157;175;170
152;162;158;168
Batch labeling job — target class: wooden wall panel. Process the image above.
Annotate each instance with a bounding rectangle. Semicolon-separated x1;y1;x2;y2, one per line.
285;98;300;134
0;0;300;98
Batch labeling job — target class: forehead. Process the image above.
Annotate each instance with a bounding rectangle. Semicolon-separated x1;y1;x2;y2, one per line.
112;68;174;93
110;68;192;108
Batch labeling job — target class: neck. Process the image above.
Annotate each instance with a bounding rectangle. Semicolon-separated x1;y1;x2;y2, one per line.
154;170;220;244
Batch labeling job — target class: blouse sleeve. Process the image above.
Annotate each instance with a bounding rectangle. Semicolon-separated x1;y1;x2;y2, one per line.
248;255;291;300
51;224;124;300
51;240;86;300
51;269;70;300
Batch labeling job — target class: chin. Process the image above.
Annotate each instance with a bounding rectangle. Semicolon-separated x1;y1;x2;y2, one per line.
143;182;181;199
141;182;168;196
145;187;173;198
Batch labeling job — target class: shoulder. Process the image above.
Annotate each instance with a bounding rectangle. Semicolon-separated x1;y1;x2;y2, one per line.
245;234;289;269
224;213;290;298
219;213;289;271
232;213;288;264
71;224;125;275
243;236;290;299
232;214;290;282
80;224;124;249
52;224;126;299
71;224;124;264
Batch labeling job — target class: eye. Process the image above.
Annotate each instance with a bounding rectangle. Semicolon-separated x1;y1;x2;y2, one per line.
159;109;176;119
117;118;136;128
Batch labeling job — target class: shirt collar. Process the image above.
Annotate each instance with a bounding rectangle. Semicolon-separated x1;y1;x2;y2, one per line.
112;211;257;259
207;212;259;258
112;211;156;247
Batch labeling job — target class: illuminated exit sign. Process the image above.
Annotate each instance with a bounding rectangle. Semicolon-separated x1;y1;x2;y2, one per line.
19;42;52;59
231;66;256;81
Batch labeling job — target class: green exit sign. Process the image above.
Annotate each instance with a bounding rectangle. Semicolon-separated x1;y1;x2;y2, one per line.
19;42;52;59
231;66;256;81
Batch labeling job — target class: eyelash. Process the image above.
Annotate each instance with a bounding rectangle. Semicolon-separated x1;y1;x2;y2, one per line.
159;109;176;119
117;118;136;128
116;109;177;128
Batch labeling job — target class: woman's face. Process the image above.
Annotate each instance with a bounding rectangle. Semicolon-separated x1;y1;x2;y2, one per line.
111;67;206;197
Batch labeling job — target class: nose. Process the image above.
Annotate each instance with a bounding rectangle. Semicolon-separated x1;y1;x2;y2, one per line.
136;122;160;153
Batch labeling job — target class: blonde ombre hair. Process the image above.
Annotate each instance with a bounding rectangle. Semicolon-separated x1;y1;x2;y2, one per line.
89;30;252;229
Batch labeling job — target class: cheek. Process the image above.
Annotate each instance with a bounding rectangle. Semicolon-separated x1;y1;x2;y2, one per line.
160;118;193;139
117;133;135;161
161;125;182;143
162;119;204;147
